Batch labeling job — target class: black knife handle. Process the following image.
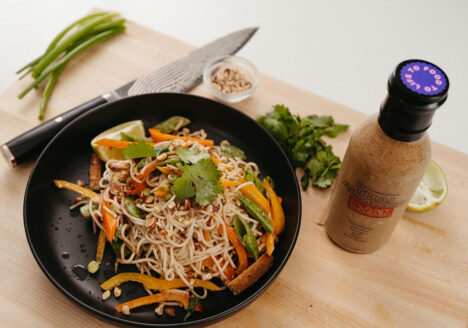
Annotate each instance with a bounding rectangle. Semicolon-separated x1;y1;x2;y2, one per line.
1;95;108;167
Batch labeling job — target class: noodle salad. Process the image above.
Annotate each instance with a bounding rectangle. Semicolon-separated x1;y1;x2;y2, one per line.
54;116;285;319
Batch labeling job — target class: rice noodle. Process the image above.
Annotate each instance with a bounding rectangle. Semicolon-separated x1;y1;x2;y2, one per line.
93;130;269;296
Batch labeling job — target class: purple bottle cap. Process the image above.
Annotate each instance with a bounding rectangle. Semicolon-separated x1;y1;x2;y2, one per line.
399;61;448;96
379;59;449;142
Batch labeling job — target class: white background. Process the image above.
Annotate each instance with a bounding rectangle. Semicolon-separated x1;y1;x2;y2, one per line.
1;0;467;153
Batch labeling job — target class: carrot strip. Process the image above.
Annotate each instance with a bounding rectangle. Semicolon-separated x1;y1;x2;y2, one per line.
101;272;221;291
115;291;190;312
94;138;156;149
218;222;248;274
220;179;242;187
137;163;158;180
53;179;100;203
133;180;146;197
102;200;117;242
95;229;106;263
263;179;285;235
202;230;211;242
149;128;214;146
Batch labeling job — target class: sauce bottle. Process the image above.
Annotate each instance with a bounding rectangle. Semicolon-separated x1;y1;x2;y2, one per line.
325;59;449;253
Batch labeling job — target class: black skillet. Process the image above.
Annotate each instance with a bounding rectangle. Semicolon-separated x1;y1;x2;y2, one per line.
24;93;302;327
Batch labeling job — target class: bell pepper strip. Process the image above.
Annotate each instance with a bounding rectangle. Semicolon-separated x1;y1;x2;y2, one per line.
263;179;285;235
220;179;242;187
101;272;222;291
218;222;248;274
202;257;235;281
136;163;158;180
95;229;106;264
115;292;191;312
266;232;275;256
93;138;156;149
102;200;117;242
53;180;100;203
149;128;214;146
239;183;270;214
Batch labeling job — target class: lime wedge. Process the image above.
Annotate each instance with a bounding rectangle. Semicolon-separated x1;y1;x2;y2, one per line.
91;120;145;161
407;160;448;213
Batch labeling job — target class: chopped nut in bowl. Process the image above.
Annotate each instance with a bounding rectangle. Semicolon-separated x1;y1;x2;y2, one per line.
203;56;259;103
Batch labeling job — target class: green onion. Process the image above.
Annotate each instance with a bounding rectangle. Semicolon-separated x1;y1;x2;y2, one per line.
16;12;126;120
87;260;100;274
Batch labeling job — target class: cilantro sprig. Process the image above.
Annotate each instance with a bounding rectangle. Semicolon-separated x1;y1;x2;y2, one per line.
257;105;348;189
172;158;223;205
122;142;167;159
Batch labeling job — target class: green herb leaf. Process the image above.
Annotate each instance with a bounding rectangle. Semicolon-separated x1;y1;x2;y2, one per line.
172;158;223;205
219;144;246;160
122;142;156;159
257;104;348;190
176;147;209;164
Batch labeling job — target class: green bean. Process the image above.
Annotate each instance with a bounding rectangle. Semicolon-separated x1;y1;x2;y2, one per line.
19;27;125;99
234;215;258;259
152;116;191;133
31;12;119;78
124;196;144;218
39;63;66;120
244;170;265;194
157;157;181;166
236;195;273;233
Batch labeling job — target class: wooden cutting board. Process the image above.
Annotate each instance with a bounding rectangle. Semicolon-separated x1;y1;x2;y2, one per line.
1;15;467;328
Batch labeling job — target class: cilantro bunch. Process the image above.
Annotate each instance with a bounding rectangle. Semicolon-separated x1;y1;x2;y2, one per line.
257;105;348;190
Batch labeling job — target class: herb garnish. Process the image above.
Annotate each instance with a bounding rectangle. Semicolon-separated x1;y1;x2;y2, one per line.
122;142;166;159
172;158;223;205
257;105;348;189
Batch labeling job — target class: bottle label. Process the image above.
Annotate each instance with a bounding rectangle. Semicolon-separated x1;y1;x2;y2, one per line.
343;180;407;219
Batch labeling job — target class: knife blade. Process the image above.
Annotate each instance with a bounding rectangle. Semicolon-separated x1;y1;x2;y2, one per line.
1;27;258;167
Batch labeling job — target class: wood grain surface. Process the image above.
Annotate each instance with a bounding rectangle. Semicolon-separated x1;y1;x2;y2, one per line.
0;15;467;328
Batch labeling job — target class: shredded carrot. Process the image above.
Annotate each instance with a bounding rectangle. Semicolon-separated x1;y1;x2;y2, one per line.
115;291;190;312
53;179;100;203
136;163;158;180
102;200;117;242
156;189;169;199
220;179;242;187
218;222;248;274
263;179;285;235
94;138;156;149
149;128;214;146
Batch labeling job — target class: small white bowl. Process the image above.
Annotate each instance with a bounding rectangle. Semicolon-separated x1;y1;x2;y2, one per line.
203;56;260;103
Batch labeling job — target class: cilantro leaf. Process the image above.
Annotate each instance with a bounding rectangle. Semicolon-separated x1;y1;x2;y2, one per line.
122;142;156;159
172;158;223;205
257;105;348;190
176;147;209;164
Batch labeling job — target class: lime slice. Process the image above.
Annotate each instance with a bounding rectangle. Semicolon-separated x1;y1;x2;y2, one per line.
91;120;145;161
407;160;448;213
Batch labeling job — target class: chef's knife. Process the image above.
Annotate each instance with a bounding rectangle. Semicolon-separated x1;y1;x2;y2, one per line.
2;27;258;167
